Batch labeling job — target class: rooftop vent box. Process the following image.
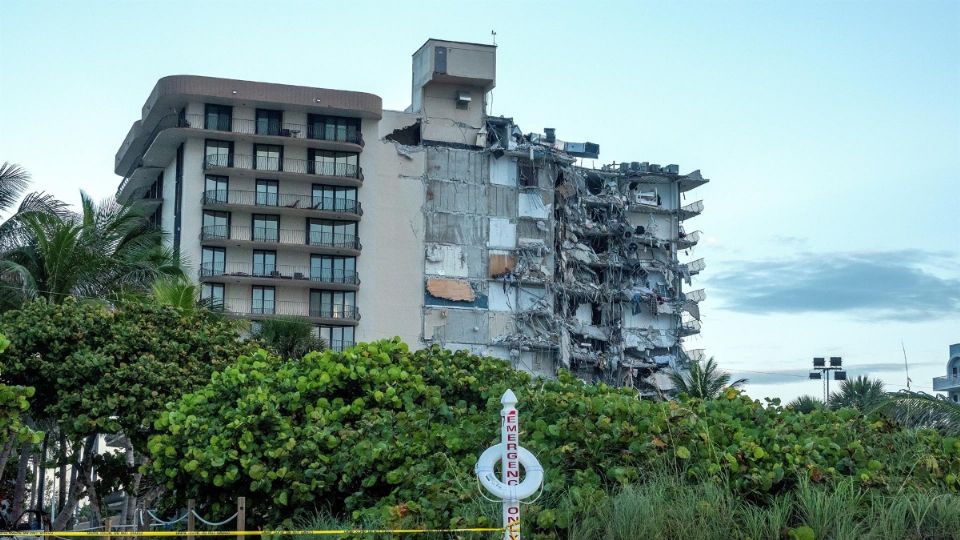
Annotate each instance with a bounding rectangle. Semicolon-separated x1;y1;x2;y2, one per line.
563;141;600;159
664;164;680;174
413;39;496;93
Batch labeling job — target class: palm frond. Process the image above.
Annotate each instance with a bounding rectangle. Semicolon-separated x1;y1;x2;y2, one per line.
878;391;960;434
0;162;31;213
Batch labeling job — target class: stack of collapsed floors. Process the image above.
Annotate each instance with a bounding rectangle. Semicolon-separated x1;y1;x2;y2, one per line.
417;122;707;396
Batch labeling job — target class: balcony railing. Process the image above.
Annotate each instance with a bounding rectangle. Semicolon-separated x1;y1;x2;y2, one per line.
679;200;704;220
180;113;364;145
682;258;706;276
201;190;361;214
933;375;960;391
221;298;359;320
199;225;361;250
199;262;359;285
327;340;354;352
203;154;361;179
310;304;360;320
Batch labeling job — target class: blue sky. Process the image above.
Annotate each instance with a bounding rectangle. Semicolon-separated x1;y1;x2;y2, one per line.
1;0;957;401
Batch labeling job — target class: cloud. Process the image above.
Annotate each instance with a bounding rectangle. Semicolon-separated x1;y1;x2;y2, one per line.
730;363;927;387
709;250;960;321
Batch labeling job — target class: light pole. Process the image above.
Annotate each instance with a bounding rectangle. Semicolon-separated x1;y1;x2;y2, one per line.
809;356;847;406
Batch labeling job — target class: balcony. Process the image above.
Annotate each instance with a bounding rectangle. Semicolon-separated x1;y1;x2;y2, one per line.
199;262;359;290
678;200;704;221
200;225;361;255
676;230;701;249
679;319;702;337
201;190;361;220
682;258;706;276
203;154;362;186
220;298;360;324
933;375;960;392
182;113;363;145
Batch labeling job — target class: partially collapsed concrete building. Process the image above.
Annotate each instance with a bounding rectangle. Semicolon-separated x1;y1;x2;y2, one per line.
114;38;707;395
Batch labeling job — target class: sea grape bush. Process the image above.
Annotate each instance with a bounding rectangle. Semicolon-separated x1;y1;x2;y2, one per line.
148;339;960;536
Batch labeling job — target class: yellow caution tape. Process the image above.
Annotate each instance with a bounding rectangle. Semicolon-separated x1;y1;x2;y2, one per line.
0;526;515;537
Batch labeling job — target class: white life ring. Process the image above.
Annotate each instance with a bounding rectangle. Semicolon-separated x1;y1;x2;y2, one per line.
474;443;544;500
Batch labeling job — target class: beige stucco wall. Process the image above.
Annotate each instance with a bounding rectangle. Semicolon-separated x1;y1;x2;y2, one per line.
353;111;426;346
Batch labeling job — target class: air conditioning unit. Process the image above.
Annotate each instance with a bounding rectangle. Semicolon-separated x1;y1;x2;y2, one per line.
664;164;679;174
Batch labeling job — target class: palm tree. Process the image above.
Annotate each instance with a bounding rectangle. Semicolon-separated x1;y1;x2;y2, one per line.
0;191;182;307
0;162;67;251
151;278;201;312
829;375;886;412
879;391;960;434
668;357;747;399
787;395;825;413
254;316;327;359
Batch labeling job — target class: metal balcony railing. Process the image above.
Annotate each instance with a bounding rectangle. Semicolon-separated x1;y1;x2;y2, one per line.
199;225;361;250
683;258;706;276
680;320;702;335
679;200;704;220
327;340;354;352
684;289;706;303
199;262;359;285
309;304;360;320
201;190;361;214
203;154;361;179
179;113;364;145
222;298;359;320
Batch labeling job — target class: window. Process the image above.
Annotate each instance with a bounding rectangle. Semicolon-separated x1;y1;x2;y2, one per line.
308;149;358;177
200;283;224;310
201;247;225;277
307;114;360;143
252;250;277;277
317;325;354;351
205;104;232;131
202;211;230;239
310;256;356;284
205;140;233;168
255;179;279;206
256;109;283;136
252;214;279;242
145;173;163;199
519;161;538;187
252;286;275;315
204;175;228;204
311;290;356;319
308;219;356;248
254;144;283;171
312;185;357;212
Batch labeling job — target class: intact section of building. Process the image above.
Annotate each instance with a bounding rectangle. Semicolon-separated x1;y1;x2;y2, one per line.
933;343;960;403
114;38;707;395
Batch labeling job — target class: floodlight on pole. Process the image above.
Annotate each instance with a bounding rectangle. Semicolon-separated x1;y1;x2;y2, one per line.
810;356;844;405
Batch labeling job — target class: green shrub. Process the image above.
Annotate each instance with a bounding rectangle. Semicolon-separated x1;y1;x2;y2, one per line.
147;339;960;537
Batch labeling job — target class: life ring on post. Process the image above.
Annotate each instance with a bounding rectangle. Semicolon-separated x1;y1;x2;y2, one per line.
474;443;544;500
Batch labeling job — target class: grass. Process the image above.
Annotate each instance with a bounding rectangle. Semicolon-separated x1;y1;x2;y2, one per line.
292;475;960;539
566;475;960;540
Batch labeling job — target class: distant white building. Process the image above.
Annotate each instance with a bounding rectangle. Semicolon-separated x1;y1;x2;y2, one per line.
932;343;960;403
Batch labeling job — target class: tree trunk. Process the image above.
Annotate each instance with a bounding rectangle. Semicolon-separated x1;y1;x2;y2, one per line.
36;431;50;519
0;430;15;484
87;435;102;529
58;431;68;514
119;438;136;527
11;441;31;524
51;436;95;531
66;440;81;530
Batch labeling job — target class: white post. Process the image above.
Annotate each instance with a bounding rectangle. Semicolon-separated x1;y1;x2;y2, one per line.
476;389;541;540
501;389;521;540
